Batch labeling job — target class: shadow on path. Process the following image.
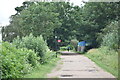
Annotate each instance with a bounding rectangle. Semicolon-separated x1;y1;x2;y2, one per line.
58;51;80;55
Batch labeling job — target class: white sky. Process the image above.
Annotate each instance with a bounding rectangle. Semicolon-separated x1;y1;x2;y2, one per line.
0;0;87;26
0;0;26;26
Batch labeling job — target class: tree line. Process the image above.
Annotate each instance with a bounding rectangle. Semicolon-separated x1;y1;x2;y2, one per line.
2;1;119;50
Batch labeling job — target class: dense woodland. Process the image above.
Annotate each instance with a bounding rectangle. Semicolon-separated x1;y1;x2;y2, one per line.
0;1;119;78
2;2;119;50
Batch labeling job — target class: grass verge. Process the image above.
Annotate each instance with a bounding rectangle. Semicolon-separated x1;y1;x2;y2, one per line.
24;56;60;78
85;47;118;77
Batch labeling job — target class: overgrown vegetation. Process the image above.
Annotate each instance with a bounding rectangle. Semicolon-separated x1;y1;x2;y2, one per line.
1;34;57;78
101;21;119;50
86;47;118;77
2;2;119;49
85;20;119;77
24;57;60;78
13;34;53;63
1;1;119;78
1;42;39;78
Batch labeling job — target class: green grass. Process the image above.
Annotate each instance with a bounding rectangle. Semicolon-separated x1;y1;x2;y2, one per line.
75;51;85;54
24;57;60;78
85;47;118;77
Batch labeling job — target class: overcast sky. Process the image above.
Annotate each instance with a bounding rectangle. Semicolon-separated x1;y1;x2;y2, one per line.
0;0;87;26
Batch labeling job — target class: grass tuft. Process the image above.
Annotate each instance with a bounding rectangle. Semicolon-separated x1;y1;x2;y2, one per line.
24;57;60;78
85;47;118;77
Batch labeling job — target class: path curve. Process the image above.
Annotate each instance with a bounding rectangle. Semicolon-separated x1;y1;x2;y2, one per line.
47;51;116;78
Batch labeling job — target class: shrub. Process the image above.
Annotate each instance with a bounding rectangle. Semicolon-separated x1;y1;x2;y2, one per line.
102;32;118;50
1;42;39;78
101;21;119;50
13;34;51;63
70;39;79;51
60;46;68;51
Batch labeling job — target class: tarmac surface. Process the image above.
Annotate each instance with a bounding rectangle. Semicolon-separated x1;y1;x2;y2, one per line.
47;51;116;79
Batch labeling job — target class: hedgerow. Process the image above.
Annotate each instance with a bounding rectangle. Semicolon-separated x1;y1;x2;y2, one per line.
1;34;57;78
13;34;54;63
1;42;40;78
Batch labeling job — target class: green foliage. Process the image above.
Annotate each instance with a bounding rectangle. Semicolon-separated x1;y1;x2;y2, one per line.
24;57;60;78
3;2;62;42
1;42;40;78
60;45;74;51
102;33;118;50
2;2;119;49
82;2;119;46
86;48;118;77
13;34;52;63
60;46;68;51
70;39;79;51
101;21;119;50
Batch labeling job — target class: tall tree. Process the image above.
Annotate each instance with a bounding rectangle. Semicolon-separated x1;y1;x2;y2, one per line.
3;2;62;42
80;2;119;46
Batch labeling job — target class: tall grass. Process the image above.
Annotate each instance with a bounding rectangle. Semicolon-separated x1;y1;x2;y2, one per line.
86;47;118;77
24;57;60;78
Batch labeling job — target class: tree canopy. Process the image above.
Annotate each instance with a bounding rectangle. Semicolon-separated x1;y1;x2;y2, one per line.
2;1;119;50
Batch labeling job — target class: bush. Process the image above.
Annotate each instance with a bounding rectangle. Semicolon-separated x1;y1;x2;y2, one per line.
1;42;40;78
60;46;68;51
13;34;51;63
70;39;79;51
101;21;119;50
102;32;118;50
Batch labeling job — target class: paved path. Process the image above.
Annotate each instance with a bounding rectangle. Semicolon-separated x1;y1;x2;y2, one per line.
47;51;116;78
